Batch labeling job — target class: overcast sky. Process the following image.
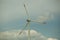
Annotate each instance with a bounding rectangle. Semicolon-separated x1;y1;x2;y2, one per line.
0;0;60;40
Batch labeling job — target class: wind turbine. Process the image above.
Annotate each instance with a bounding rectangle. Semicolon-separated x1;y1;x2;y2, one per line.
17;3;47;40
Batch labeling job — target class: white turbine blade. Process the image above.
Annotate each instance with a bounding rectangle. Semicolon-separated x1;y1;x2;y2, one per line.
31;20;42;23
24;3;30;19
31;20;47;24
18;22;29;35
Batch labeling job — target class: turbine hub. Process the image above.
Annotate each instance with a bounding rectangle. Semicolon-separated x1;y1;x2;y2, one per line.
26;19;31;22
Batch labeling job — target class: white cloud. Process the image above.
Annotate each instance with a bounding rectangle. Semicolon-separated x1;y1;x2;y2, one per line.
0;30;44;40
0;30;58;40
35;12;54;23
48;38;58;40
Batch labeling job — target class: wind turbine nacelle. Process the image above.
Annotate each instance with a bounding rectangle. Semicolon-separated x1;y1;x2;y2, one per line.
27;19;31;22
43;22;47;24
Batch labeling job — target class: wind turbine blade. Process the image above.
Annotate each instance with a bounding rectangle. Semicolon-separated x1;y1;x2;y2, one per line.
24;3;30;19
18;22;29;35
31;20;47;24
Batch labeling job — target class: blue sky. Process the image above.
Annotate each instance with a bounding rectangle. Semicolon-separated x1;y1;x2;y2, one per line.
0;0;60;40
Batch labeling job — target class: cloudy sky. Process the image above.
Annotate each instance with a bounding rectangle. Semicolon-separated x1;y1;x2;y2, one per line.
0;0;60;40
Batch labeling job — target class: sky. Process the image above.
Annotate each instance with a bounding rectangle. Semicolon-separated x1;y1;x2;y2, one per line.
0;0;60;40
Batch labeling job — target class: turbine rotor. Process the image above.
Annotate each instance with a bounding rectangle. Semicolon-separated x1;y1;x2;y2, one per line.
26;19;31;22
